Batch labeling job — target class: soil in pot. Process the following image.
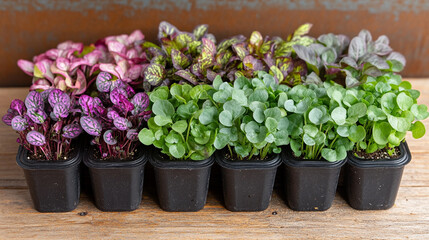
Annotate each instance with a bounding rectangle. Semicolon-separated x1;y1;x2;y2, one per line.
16;145;81;212
216;152;281;212
346;141;411;210
282;149;346;211
84;146;148;212
150;153;214;212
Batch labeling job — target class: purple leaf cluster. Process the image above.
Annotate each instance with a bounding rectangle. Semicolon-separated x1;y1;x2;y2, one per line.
79;72;151;159
2;90;82;161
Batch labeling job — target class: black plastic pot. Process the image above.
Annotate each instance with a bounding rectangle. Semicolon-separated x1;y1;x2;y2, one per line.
282;150;346;211
150;153;214;212
216;152;281;212
16;146;81;212
84;147;148;211
346;141;411;210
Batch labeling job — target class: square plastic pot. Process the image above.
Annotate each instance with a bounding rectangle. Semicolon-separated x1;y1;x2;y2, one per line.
282;150;346;211
16;146;81;212
84;147;148;212
150;153;214;212
346;141;411;210
216;152;281;212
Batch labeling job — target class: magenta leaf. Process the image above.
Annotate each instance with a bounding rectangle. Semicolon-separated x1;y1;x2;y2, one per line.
53;103;69;119
79;95;95;115
131;92;149;115
96;72;113;93
26;131;46;146
40;89;52;101
10;99;26;115
11;116;28;131
17;60;34;76
62;123;82;139
110;87;128;105
25;91;43;110
107;110;120;120
48;89;71;108
103;130;117;145
2;113;14;126
126;129;138;141
56;57;71;71
80;116;102;136
27;108;47;124
113;117;131;131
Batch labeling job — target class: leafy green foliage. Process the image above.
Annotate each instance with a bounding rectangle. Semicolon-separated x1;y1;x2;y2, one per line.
212;72;291;160
353;73;429;154
138;84;219;160
285;81;364;162
294;30;406;88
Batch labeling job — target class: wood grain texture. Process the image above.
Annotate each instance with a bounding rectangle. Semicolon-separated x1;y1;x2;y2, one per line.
0;81;429;239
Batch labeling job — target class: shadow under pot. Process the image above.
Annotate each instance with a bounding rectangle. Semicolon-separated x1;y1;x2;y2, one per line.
345;141;411;210
83;146;148;212
16;145;81;212
150;153;214;212
282;150;346;211
216;152;281;212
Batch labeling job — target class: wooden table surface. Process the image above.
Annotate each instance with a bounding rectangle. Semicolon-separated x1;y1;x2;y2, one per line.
1;81;429;239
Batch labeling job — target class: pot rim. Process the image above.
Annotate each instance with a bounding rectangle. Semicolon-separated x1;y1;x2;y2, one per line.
16;145;81;170
347;141;411;168
215;151;281;170
150;151;214;169
84;145;147;169
282;148;346;169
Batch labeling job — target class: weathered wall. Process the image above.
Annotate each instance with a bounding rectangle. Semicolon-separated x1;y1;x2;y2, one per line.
1;0;429;87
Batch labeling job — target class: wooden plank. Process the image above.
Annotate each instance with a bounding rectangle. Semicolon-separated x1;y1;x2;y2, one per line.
0;81;429;239
0;187;428;239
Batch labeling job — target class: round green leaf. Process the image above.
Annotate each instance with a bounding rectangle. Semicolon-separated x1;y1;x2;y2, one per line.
154;115;172;126
387;114;410;132
411;104;429;120
331;107;347;125
411;121;426;139
348;102;367;118
219;110;233;127
152;99;175;117
169;143;185;159
308;108;323;125
172;120;188;134
199;107;218;125
348;125;366;142
265;117;278;132
396;92;413;111
321;148;337;162
373;121;391;145
214;132;230;149
138;128;154;145
253;108;265;123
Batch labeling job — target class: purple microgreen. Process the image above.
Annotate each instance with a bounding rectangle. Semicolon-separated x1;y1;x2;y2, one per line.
62;124;82;139
26;131;46;146
11;115;28;131
103;130;118;145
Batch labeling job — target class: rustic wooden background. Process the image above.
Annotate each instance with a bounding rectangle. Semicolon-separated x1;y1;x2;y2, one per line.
1;0;429;87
